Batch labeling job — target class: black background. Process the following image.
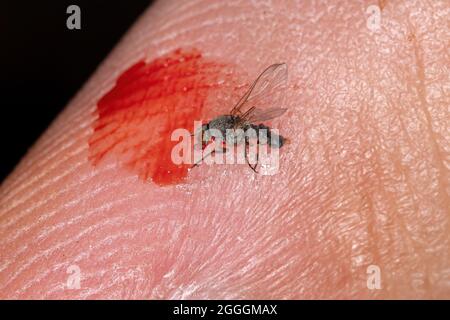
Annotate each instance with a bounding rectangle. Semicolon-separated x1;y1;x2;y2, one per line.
1;1;151;182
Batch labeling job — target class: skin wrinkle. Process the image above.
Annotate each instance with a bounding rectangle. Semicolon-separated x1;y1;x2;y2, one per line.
1;143;89;223
12;209;161;298
0;160;91;237
372;3;446;293
405;4;450;288
16;229;140;298
1;112;86;199
0;0;449;299
1;180;176;288
361;72;420;293
410;30;449;206
4;214;127;291
0;112;92;214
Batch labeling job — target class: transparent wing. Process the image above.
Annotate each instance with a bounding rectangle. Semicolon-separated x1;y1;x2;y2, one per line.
246;107;287;123
230;63;288;121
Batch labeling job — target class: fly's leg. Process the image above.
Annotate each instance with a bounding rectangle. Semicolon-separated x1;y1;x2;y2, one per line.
245;137;259;173
253;135;260;172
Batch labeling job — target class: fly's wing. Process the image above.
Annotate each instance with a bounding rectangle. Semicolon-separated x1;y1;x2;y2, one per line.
245;107;287;123
230;63;288;123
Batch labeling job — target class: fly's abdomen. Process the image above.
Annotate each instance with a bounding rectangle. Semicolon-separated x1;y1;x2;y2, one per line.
269;132;286;148
249;124;286;148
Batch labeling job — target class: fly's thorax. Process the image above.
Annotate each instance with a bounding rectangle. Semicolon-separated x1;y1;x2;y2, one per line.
208;115;235;131
203;115;236;143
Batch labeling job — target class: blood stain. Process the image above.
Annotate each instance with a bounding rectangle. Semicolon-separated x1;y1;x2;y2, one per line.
89;48;239;186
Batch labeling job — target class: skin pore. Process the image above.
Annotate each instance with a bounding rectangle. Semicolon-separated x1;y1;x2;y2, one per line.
0;0;449;299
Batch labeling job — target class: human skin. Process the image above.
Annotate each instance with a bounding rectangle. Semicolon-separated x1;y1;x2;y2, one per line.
0;0;449;299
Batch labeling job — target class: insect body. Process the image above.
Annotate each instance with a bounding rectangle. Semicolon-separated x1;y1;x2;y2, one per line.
193;63;289;172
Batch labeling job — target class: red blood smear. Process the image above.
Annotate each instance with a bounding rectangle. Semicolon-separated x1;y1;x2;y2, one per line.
89;48;237;186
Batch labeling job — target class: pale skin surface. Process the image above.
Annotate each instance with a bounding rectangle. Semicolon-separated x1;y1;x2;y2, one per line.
0;0;449;299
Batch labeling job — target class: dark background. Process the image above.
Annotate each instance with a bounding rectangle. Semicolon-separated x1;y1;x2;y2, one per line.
1;1;152;183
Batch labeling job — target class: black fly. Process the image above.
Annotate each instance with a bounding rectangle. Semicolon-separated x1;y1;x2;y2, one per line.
192;63;289;172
